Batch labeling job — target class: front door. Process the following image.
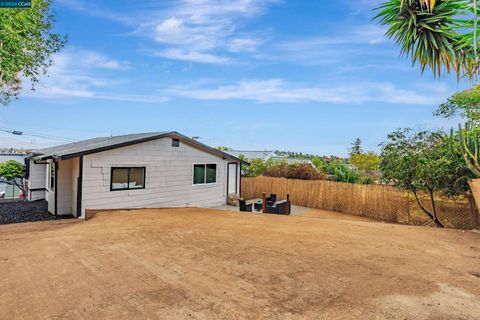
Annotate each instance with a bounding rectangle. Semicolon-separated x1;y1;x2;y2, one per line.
227;163;238;195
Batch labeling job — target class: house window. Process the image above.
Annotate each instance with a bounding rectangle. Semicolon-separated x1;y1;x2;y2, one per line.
172;138;180;147
110;167;146;191
193;164;217;185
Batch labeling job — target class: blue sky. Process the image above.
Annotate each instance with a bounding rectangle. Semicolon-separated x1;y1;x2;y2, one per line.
0;0;471;156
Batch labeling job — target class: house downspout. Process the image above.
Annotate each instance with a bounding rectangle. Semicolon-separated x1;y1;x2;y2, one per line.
54;159;58;216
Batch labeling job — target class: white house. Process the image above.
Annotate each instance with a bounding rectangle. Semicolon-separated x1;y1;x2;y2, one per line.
25;132;243;219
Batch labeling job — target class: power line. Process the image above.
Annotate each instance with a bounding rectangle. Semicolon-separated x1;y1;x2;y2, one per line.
0;127;76;142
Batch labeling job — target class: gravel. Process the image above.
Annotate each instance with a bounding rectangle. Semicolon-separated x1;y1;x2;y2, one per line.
0;200;73;225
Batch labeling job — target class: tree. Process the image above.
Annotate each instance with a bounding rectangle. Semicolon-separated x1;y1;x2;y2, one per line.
434;84;480;121
381;129;470;227
262;162;322;180
350;152;381;171
349;138;363;157
0;160;25;192
0;0;66;105
238;154;266;177
311;156;327;172
375;0;478;79
325;159;360;183
216;146;232;151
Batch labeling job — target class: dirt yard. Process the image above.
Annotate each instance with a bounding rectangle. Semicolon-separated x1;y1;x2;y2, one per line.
1;208;479;320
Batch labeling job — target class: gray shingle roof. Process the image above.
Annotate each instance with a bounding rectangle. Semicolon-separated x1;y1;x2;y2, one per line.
33;132;171;159
31;132;243;162
269;156;314;165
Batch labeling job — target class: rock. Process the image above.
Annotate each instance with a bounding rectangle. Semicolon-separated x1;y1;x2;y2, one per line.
227;194;241;207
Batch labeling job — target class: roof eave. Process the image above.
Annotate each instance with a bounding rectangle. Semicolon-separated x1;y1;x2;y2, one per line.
30;131;246;164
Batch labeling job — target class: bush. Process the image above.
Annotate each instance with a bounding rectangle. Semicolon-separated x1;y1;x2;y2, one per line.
359;175;374;185
241;158;266;177
325;159;360;183
263;162;322;180
311;156;327;171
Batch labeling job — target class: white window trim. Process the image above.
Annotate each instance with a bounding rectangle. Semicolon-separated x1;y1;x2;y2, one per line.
192;163;218;186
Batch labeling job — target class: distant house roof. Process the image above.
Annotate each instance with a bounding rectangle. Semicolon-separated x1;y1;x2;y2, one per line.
29;132;243;162
269;157;314;165
226;150;275;161
0;153;27;163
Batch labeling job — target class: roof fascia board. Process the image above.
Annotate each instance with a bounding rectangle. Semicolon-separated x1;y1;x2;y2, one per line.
171;132;246;164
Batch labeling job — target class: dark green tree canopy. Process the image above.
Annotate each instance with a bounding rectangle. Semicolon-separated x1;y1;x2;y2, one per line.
0;0;66;105
0;160;25;180
349;138;363;157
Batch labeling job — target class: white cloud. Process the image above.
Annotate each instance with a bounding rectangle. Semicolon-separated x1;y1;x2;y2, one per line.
59;0;279;64
82;51;131;70
23;49;168;104
154;48;229;64
134;0;278;63
163;79;451;105
228;37;261;53
274;25;389;65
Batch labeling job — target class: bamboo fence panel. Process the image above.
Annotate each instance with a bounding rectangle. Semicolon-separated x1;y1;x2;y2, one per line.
241;176;479;230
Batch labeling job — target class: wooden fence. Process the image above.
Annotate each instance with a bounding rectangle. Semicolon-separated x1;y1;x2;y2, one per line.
241;176;480;230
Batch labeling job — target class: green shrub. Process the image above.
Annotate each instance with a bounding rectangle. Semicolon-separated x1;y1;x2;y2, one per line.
325;159;359;183
263;162;322;180
359;175;374;185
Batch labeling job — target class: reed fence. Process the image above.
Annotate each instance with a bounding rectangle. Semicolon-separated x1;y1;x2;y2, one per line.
241;176;480;230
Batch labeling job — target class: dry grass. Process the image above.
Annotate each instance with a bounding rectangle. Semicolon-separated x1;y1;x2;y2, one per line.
0;208;479;319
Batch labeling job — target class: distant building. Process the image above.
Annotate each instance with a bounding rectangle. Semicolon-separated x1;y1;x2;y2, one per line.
226;150;275;162
0;153;27;163
227;150;317;170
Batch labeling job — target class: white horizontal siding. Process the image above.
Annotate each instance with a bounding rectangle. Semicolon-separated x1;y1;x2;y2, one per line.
80;137;238;218
27;161;47;201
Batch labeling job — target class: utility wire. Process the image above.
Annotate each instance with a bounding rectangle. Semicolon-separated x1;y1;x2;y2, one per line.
0;127;76;142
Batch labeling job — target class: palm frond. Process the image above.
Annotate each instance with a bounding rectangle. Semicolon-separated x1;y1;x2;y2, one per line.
375;0;469;78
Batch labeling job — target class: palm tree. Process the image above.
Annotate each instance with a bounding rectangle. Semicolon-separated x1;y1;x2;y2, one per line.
375;0;478;79
475;0;478;60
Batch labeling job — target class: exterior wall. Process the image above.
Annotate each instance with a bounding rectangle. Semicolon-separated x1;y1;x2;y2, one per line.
0;153;27;163
27;160;47;201
80;138;239;218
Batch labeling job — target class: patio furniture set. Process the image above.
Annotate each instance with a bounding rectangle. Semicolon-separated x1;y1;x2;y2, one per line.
239;193;291;215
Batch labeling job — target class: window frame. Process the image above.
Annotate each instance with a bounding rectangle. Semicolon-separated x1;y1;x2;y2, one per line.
172;138;180;147
192;163;217;186
110;166;146;191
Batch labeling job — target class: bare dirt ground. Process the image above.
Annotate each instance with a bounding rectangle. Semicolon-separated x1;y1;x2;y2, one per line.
1;208;479;320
